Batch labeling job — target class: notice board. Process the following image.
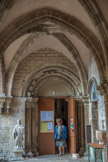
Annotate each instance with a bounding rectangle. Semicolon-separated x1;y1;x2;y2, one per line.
40;111;54;133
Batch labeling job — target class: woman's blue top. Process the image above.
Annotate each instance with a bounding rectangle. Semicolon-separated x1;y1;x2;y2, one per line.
55;125;67;140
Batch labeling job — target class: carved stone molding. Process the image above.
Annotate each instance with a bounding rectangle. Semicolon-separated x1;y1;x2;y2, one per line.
82;96;90;104
98;82;108;102
0;96;13;114
0;96;5;113
98;82;108;93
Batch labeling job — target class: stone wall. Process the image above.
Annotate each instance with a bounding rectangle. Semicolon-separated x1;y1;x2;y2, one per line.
88;56;106;134
0;97;25;156
12;48;78;96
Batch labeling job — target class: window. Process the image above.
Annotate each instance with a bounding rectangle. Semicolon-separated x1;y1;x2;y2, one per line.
90;81;99;102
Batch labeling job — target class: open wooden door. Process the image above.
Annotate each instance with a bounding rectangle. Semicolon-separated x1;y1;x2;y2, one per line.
38;98;55;155
68;98;76;154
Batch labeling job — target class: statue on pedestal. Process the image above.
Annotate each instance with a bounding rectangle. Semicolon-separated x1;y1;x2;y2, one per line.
13;119;24;150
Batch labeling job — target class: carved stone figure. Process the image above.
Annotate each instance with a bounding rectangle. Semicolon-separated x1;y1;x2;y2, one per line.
13;120;24;150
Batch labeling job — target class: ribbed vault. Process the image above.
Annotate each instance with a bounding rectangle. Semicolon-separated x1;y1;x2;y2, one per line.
6;32;87;96
0;7;106;83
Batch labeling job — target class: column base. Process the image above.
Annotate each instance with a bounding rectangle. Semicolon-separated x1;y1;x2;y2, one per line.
79;147;85;156
32;149;39;156
27;152;33;158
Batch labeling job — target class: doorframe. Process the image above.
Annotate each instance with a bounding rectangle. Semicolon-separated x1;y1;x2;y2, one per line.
37;97;76;155
25;96;78;156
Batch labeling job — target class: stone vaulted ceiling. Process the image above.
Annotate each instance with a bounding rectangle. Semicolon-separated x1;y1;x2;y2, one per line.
0;0;108;97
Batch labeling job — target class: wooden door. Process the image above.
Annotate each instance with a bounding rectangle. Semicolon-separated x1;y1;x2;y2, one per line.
68;98;76;154
38;98;55;155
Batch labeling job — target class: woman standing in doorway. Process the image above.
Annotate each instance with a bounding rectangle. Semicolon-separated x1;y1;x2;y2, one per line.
55;118;67;156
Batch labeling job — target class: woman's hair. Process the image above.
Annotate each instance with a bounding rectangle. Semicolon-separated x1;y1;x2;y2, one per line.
56;118;62;124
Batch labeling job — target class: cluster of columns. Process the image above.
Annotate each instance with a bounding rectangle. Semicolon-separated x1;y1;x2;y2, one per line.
76;99;85;155
25;97;39;156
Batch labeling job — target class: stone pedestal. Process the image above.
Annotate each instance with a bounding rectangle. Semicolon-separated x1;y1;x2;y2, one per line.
14;149;23;160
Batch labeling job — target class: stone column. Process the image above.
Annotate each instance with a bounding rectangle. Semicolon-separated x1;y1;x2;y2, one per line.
35;98;39;155
102;93;108;162
0;56;5;96
31;98;38;156
98;83;108;162
82;96;90;126
78;99;85;155
82;96;90;154
25;98;32;154
103;94;108;162
91;102;98;143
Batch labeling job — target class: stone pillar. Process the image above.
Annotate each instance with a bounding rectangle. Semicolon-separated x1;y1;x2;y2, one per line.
82;96;90;154
35;98;39;155
31;98;38;156
78;99;85;155
91;102;98;143
82;96;90;126
25;98;32;154
0;55;5;96
98;83;108;162
25;97;39;156
103;94;108;162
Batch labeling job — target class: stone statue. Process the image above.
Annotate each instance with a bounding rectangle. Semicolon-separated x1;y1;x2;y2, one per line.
13;120;24;150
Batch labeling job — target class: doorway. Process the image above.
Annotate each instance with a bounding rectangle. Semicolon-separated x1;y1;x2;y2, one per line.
55;99;69;154
38;97;76;155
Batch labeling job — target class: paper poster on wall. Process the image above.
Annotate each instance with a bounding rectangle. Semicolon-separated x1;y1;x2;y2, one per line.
40;122;54;133
41;111;54;121
47;122;53;130
40;122;48;132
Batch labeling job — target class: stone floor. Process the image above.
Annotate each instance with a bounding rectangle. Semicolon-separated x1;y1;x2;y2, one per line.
4;154;101;162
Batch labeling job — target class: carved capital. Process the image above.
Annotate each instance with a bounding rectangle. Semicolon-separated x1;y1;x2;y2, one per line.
5;96;13;113
98;82;108;95
98;82;108;103
33;98;38;103
0;97;5;113
82;96;90;104
0;96;13;113
25;97;33;109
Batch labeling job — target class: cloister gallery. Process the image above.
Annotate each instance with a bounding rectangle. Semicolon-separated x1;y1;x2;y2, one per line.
0;0;108;161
